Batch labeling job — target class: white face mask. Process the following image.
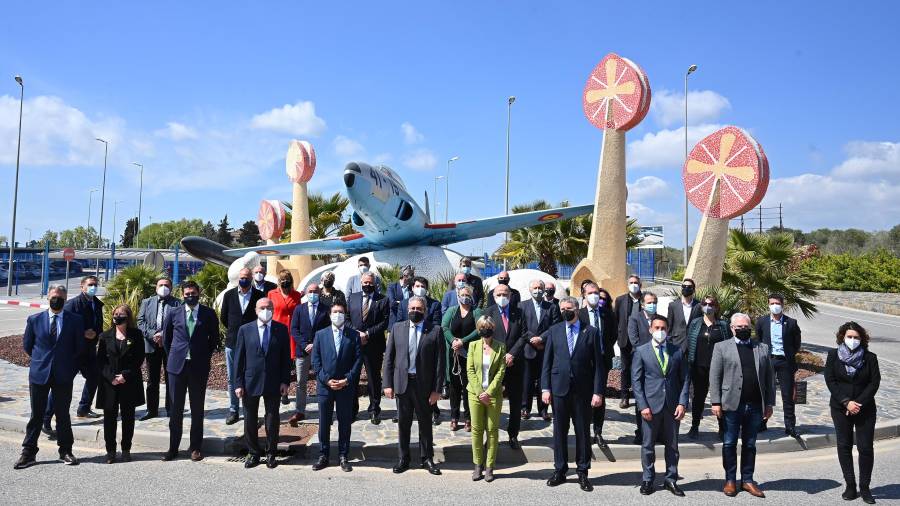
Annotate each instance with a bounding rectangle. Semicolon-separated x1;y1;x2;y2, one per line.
257;309;273;323
358;265;369;274
331;312;345;327
412;286;427;297
628;283;640;294
156;286;171;298
844;337;861;351
769;304;783;315
586;293;600;307
652;329;667;344
254;272;265;283
495;296;509;308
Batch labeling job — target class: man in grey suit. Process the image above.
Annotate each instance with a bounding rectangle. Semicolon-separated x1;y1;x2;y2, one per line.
710;313;776;499
632;315;689;497
627;291;658;444
665;278;702;351
136;276;181;420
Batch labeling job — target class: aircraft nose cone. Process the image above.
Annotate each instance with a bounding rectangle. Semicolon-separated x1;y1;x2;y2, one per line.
344;172;355;187
344;162;362;188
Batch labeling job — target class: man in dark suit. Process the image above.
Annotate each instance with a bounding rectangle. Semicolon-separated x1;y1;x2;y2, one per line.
383;296;445;475
521;279;560;422
15;285;85;469
627;290;658;443
485;283;526;448
544;281;560;308
486;271;521;309
162;280;220;462
136;276;181;420
234;298;292;469
632;315;690;497
219;268;264;425
392;277;442;329
387;265;415;326
288;282;331;425
615;274;642;409
311;302;363;472
754;293;802;437
459;257;484;308
251;264;278;294
345;256;382;295
541;296;604;492
346;272;389;424
665;278;702;351
578;283;617;448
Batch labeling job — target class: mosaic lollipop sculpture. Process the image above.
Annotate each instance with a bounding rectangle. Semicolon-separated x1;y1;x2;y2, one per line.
683;126;770;286
268;140;318;282
256;199;286;242
572;53;651;297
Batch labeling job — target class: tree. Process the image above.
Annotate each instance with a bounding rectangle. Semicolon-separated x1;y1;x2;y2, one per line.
237;220;261;246
138;219;205;249
279;192;354;242
120;218;138;248
36;230;59;248
216;215;232;247
200;221;217;241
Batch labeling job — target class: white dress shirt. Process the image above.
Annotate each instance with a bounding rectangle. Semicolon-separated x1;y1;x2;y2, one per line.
238;288;252;313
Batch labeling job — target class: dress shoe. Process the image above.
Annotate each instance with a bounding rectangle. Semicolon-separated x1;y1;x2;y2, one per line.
288;413;305;427
577;473;593;492
121;451;132;462
422;459;441;475
723;480;738;497
522;409;531;420
59;453;78;465
162;450;178;461
546;471;566;487
266;455;277;469
281;394;290;405
594;433;608;449
860;488;875;504
484;468;495;482
508;437;520;450
13;454;36;470
640;481;655;495
371;413;381;425
225;413;239;425
190;450;203;462
619;397;629;409
687;427;699;440
76;410;101;419
842;484;859;500
542;412;552;422
41;424;56;438
785;428;802;438
432;412;440;426
106;453;116;464
742;481;765;498
244;455;260;468
391;416;399;423
450;419;459;432
139;412;157;422
312;456;329;471
339;456;353;472
393;460;410;474
472;464;484;481
465;420;472;432
665;480;685;496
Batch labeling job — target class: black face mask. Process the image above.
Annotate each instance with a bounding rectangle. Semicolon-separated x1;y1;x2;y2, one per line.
183;295;200;307
280;281;292;290
734;328;752;341
49;296;65;311
479;328;494;338
408;310;424;324
561;309;577;322
113;315;127;325
544;289;555;298
498;279;509;285
361;285;375;295
322;279;334;289
681;285;695;297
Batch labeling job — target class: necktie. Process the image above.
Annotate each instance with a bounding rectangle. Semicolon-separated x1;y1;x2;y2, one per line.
309;303;316;325
501;310;509;333
50;314;58;341
187;310;196;337
567;326;576;356
334;329;342;354
362;296;370;322
156;299;165;329
409;325;419;369
592;309;599;328
657;345;668;373
261;324;270;354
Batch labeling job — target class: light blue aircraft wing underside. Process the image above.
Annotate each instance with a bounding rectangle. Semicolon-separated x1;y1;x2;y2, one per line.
222;233;380;257
424;204;594;245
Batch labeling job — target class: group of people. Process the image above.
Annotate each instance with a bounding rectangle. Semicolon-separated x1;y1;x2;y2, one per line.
12;258;882;503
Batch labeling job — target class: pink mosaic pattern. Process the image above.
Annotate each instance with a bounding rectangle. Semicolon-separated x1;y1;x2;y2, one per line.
286;140;316;184
256;199;286;241
582;53;651;131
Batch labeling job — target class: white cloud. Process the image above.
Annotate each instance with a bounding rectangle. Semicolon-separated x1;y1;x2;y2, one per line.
155;121;198;141
250;101;326;136
401;122;424;144
652;89;731;128
627;176;668;202
831;141;900;182
402;148;437;171
627;123;722;169
373;152;393;164
332;135;364;158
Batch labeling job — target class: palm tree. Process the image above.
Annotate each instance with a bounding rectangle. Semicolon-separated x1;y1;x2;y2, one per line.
102;265;164;323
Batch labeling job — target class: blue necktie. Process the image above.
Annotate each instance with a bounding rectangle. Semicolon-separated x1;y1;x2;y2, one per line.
657;345;665;363
261;324;270;354
567;326;576;356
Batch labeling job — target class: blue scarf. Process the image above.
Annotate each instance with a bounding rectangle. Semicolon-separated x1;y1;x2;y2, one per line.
837;344;865;376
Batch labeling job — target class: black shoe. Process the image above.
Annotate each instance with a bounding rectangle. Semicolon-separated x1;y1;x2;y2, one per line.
244;455;260;468
340;456;352;472
121;451;132;462
76;410;101;419
522;409;531;420
422;459;442;475
665;480;685;496
547;471;566;487
542;412;552;422
281;395;290;405
687;427;699;440
162;450;178;461
105;453;116;464
266;455;277;469
393;460;410;474
860;488;875;504
759;422;768;432
139;412;157;422
371;413;381;425
509;437;520;450
594;433;608;449
640;481;655;495
842;485;859;500
59;453;78;465
225;413;239;425
432;412;440;426
13;454;36;470
312;456;329;471
578;473;593;492
41;424;56;438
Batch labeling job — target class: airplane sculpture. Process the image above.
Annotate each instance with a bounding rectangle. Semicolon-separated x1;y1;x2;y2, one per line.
181;162;593;265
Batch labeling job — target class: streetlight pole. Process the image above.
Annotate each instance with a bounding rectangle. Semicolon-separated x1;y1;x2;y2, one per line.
504;96;515;269
7;75;24;296
132;162;143;249
24;228;31;246
86;188;98;248
95;138;109;276
433;176;444;219
112;200;126;248
446;156;458;223
683;65;697;267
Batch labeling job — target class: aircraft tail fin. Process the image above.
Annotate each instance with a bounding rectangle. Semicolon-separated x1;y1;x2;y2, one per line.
424;190;431;223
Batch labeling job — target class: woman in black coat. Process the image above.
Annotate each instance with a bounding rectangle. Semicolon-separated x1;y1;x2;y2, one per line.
96;304;146;463
824;321;880;504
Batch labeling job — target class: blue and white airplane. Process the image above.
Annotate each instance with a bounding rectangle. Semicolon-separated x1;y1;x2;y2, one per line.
182;162;592;265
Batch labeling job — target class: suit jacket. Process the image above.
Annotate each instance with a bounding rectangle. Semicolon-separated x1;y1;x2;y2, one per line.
344;273;382;295
311;325;364;397
96;327;146;407
386;281;411;324
392;296;442;329
220;286;264;349
290;301;331;358
755;314;802;365
465;340;506;398
823;348;880;413
486;286;521;310
234;320;292;397
383;321;445;396
520;298;561;360
631;340;690;415
666;298;702;350
163;304;220;375
441;289;459;314
23;310;85;384
253;279;278;295
709;339;776;411
64;292;104;337
540;321;604;398
578;306;617;367
627;310;654;348
137;294;182;354
347;291;389;353
614;292;641;351
485;304;525;361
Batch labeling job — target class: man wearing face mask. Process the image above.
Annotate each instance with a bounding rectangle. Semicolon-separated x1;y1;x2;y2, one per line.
234;298;292;469
220;268;264;425
486;271;521;309
347;272;389;424
345;256;381;296
578;283;617;448
392;277;442;329
136;276;181;420
252;264;277;294
387;265;415;327
754;293;802;437
289;282;331;425
485;283;525;448
632;315;690;497
710;313;776;498
441;272;469;313
666;278;702;352
627;291;658;444
383;296;445;475
544;281;560;308
318;271;347;308
459;257;484;308
615;275;643;410
521;279;561;422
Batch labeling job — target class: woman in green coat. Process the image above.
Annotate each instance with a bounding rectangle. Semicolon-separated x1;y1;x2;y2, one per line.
442;285;483;431
467;315;506;483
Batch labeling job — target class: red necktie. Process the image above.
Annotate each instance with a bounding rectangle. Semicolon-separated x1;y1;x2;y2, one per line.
501;310;509;332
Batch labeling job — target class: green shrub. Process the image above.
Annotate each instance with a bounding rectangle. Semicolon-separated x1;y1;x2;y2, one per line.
802;249;900;293
188;263;228;308
103;264;165;323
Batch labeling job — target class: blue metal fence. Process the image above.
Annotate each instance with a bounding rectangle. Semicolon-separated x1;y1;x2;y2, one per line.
480;249;656;281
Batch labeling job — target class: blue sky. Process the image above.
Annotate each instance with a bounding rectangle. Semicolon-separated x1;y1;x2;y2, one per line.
2;1;899;256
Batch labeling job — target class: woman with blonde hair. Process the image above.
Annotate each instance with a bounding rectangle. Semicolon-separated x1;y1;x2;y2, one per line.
467;315;506;482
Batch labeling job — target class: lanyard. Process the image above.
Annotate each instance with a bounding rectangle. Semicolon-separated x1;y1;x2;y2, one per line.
655;346;669;374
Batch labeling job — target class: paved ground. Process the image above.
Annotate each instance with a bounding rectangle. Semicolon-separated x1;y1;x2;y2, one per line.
787;302;900;364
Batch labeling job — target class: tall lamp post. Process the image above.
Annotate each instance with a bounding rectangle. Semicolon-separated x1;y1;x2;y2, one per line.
112;200;126;247
86;188;99;248
445;156;459;223
95;138;109;276
683;64;698;267
433;175;445;219
7;75;24;296
132;162;143;249
504;96;516;269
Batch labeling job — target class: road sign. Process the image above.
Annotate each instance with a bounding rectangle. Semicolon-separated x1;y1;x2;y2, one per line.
63;248;75;262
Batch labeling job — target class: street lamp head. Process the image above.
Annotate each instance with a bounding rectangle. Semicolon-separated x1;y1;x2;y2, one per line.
449;156;459;162
132;162;142;168
95;137;107;143
14;75;23;85
687;64;698;75
508;96;516;105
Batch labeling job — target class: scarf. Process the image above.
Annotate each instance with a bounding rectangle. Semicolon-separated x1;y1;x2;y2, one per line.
837;343;865;376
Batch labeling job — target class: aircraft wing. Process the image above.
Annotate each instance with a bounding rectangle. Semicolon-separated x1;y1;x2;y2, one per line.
424;204;593;245
221;233;379;257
